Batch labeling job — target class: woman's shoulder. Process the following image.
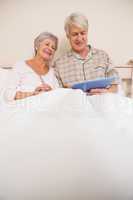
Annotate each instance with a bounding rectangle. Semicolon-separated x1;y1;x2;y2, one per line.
13;60;24;68
13;61;29;73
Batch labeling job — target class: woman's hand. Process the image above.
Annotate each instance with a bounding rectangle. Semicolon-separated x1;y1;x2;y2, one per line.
14;84;52;100
34;84;52;93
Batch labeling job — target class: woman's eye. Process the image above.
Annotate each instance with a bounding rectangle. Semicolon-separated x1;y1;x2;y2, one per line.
52;46;56;50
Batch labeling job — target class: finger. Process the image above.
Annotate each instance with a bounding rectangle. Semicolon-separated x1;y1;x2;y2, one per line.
44;86;52;91
33;91;40;95
45;87;52;91
90;89;100;92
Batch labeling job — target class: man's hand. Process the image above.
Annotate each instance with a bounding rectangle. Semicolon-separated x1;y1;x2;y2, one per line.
87;84;118;95
88;88;109;95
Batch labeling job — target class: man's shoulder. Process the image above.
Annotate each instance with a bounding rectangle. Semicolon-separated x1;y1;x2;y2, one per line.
91;47;109;57
91;47;107;55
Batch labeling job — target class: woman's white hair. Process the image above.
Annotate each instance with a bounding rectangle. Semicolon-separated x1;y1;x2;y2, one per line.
34;32;58;55
64;12;89;36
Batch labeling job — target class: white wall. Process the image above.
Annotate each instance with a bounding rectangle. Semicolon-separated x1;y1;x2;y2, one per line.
0;0;133;66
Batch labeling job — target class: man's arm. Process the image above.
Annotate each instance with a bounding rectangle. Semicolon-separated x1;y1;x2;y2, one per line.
107;84;118;93
105;54;119;84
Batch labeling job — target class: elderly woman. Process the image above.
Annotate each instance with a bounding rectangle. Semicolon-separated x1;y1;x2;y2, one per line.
11;32;59;100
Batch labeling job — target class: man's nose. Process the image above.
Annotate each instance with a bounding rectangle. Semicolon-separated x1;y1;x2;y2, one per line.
77;34;83;40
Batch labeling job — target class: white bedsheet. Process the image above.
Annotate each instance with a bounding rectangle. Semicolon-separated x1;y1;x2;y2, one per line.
0;88;133;200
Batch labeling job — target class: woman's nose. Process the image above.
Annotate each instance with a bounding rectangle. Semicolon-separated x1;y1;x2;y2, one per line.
47;46;53;52
49;45;55;52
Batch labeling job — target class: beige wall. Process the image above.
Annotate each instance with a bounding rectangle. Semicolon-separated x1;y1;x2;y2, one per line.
0;0;133;66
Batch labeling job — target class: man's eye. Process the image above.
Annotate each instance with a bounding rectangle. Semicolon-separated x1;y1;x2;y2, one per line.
72;33;78;36
81;32;86;35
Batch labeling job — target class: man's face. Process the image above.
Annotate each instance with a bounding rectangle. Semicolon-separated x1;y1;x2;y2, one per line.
68;25;88;53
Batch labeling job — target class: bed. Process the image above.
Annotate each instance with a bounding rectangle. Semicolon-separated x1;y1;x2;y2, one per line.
0;67;133;200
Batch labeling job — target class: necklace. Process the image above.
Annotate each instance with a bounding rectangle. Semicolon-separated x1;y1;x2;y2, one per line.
39;75;45;85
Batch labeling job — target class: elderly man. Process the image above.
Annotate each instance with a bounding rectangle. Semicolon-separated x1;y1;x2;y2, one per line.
55;12;119;95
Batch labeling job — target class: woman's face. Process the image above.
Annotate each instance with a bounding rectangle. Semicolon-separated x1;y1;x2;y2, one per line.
36;38;57;61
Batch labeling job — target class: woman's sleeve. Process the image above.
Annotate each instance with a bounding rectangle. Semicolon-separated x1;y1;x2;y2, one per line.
52;68;60;89
54;62;64;87
3;65;21;102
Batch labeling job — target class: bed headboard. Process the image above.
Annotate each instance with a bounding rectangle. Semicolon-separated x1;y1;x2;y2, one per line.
115;65;133;97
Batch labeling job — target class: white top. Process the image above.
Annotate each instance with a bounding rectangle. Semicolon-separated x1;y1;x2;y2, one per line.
6;61;59;101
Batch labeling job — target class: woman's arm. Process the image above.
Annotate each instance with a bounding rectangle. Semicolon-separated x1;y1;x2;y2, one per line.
14;91;37;100
14;83;52;100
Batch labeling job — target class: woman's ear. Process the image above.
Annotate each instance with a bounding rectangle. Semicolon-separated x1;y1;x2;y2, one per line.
66;33;70;39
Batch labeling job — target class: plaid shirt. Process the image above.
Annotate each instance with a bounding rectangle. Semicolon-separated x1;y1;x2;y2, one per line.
54;45;119;87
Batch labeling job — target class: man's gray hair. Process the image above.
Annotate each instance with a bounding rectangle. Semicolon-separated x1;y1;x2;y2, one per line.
34;32;58;55
64;12;88;36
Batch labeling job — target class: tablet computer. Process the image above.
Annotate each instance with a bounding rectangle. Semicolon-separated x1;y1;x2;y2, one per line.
72;76;116;92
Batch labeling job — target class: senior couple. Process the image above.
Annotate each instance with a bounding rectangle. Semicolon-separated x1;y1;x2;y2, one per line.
12;12;119;100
